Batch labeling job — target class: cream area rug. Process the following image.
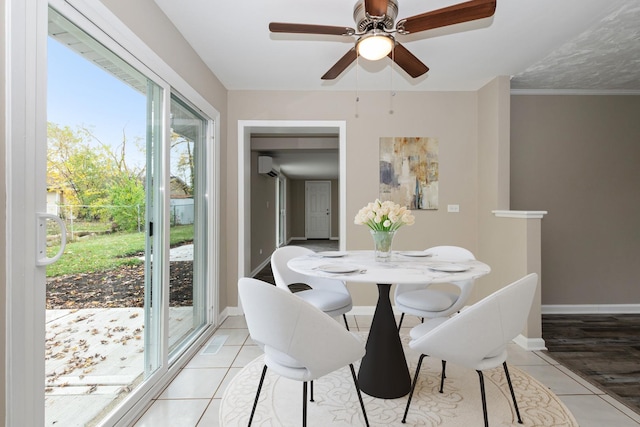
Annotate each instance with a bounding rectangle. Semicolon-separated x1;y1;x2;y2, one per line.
220;342;578;426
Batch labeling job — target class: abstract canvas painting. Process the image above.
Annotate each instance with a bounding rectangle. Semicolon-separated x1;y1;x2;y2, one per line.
379;137;439;210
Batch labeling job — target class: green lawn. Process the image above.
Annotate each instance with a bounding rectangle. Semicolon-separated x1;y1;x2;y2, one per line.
46;224;194;277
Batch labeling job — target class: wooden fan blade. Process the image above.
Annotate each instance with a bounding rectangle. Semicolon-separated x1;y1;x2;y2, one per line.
365;0;389;17
397;0;496;34
269;22;355;36
389;43;429;78
321;48;358;80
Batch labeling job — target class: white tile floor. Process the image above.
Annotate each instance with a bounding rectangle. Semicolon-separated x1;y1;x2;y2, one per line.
132;315;640;427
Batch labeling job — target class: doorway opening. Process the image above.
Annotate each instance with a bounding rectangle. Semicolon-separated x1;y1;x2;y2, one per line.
237;121;347;280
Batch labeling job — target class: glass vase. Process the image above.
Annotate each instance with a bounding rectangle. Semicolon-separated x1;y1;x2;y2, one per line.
370;230;396;262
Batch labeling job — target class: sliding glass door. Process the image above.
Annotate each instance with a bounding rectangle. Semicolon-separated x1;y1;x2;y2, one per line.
43;6;213;426
46;9;164;426
168;95;209;358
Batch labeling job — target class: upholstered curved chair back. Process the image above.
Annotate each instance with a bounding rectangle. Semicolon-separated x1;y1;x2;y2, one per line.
238;277;364;380
271;246;349;295
395;246;477;319
424;245;475;261
409;273;538;370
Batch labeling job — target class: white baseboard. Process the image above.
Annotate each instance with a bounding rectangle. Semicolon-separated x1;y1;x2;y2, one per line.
219;306;243;323
513;334;547;351
542;304;640;314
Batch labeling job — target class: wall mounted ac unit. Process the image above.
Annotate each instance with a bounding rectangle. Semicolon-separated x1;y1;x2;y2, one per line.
258;156;278;177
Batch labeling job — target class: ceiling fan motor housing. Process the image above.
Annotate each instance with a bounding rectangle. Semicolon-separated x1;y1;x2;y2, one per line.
353;0;398;32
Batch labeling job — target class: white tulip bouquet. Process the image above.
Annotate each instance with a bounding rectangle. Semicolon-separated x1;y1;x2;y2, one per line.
354;199;415;231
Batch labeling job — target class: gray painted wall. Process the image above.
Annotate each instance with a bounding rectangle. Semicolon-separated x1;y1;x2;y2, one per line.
510;95;640;306
250;151;277;271
250;176;339;272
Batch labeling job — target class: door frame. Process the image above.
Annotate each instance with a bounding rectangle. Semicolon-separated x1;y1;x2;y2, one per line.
4;1;49;424
237;120;346;282
276;175;286;247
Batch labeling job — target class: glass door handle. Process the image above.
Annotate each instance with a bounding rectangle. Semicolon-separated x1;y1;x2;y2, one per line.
36;212;67;266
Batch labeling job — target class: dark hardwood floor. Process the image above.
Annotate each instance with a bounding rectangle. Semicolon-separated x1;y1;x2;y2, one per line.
543;313;640;414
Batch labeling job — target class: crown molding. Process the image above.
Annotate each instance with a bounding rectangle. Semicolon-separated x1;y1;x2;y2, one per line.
511;89;640;96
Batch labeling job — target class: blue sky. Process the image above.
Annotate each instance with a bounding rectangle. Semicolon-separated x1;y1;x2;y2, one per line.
47;37;147;169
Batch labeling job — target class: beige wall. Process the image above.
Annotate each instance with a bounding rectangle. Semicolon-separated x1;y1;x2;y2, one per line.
511;95;640;306
477;76;517;296
475;77;543;342
228;90;482;306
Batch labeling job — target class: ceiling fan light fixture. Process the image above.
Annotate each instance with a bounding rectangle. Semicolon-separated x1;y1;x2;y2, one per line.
357;32;394;61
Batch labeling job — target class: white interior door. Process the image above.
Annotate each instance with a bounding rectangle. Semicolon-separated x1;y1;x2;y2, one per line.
305;181;331;239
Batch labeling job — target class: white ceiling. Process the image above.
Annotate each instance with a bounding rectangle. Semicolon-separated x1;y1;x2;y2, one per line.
153;0;640;178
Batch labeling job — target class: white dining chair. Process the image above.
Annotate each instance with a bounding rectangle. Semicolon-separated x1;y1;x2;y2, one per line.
271;245;353;329
238;277;369;427
395;245;477;329
402;273;539;427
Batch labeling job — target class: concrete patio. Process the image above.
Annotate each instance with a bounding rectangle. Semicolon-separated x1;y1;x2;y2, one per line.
45;305;194;426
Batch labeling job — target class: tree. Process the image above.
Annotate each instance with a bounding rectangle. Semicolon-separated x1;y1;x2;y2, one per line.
83;126;146;231
47;122;146;230
109;175;145;232
48;123;113;218
171;132;195;195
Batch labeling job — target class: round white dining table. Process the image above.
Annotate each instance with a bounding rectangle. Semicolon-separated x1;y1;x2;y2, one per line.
287;250;491;399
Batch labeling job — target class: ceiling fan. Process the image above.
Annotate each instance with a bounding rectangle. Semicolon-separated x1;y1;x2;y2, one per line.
269;0;497;80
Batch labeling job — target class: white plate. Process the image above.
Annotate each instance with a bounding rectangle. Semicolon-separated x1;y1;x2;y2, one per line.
429;263;469;273
398;251;431;257
316;251;347;258
317;264;360;274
